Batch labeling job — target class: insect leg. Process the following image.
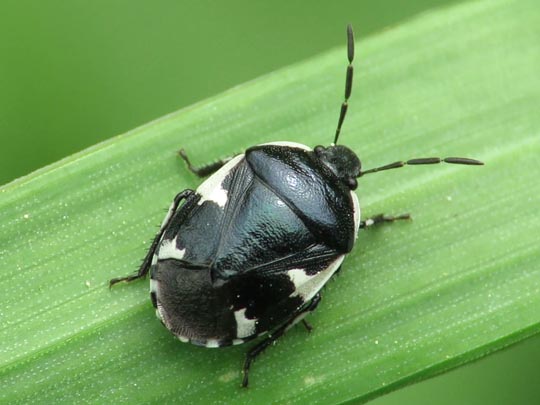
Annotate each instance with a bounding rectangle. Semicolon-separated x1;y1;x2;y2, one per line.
109;189;195;287
242;293;321;388
178;149;235;178
301;319;313;332
360;213;411;229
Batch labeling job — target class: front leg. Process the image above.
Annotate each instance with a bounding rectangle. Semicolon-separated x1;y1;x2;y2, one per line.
178;149;236;178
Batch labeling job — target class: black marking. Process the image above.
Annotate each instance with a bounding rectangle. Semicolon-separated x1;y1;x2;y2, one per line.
246;145;356;252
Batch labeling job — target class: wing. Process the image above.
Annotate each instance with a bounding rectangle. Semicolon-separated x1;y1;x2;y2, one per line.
160;145;357;275
159;152;318;270
159;154;252;265
222;246;345;339
156;148;351;342
211;167;324;279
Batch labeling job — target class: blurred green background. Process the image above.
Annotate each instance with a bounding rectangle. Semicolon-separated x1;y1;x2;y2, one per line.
1;0;539;403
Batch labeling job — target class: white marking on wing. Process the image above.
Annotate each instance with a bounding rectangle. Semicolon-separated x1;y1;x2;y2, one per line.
287;268;316;300
205;339;220;348
287;256;345;301
234;308;257;339
158;236;186;260
178;335;189;343
196;154;244;208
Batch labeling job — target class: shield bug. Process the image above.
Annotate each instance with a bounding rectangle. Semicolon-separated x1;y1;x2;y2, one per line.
110;24;483;387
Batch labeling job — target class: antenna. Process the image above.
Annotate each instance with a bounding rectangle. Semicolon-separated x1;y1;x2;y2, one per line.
359;156;483;177
334;24;355;145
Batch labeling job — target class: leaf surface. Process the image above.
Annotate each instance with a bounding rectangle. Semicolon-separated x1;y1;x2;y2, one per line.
1;0;539;403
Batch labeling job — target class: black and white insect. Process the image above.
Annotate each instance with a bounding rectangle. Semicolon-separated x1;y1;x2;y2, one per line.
110;25;483;387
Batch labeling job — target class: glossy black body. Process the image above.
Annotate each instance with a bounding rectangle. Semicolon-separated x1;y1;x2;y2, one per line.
150;144;357;346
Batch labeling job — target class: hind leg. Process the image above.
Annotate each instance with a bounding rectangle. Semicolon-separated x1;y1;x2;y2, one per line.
241;293;321;387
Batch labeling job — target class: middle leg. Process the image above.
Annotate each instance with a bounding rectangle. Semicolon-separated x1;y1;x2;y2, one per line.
109;189;196;287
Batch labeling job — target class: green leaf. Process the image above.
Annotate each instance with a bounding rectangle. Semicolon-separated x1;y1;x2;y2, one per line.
1;0;539;403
